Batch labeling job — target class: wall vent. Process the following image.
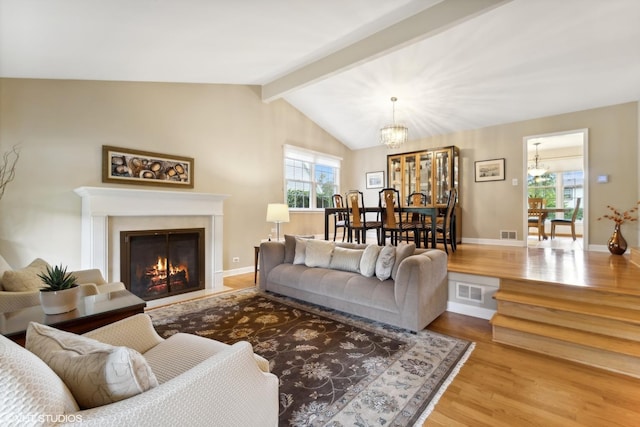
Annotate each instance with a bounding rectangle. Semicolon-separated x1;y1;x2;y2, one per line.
456;282;485;303
500;230;517;240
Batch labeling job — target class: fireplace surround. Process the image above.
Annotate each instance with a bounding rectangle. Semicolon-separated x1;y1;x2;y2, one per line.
74;187;228;293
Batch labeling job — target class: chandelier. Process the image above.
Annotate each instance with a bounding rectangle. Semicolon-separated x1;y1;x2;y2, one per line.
528;142;548;177
380;97;408;149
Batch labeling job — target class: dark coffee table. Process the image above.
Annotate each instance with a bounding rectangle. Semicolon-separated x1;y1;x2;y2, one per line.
1;289;146;346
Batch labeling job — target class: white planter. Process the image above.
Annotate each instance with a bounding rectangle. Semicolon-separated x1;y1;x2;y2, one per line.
39;286;80;315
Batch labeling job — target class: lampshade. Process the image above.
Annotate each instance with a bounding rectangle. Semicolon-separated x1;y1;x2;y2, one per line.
380;97;408;149
266;203;289;241
266;203;290;223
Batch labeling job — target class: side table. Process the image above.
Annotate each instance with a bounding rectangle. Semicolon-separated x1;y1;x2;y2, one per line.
254;245;260;284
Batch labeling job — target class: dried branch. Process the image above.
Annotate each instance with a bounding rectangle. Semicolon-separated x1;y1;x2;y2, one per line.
0;145;20;201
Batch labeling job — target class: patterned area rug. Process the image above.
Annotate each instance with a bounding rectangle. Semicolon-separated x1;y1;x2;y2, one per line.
148;290;474;426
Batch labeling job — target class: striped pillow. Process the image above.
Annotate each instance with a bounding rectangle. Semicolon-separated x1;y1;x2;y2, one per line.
329;247;364;273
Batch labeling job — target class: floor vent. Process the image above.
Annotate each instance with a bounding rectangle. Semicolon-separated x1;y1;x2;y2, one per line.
500;230;517;240
456;282;485;303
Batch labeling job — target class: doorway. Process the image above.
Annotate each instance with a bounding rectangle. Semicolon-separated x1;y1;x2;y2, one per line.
523;129;588;250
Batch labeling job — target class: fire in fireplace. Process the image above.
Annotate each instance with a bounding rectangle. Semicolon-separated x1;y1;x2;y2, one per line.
120;228;205;301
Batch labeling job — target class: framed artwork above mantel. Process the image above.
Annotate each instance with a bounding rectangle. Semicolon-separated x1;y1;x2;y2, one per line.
102;146;194;188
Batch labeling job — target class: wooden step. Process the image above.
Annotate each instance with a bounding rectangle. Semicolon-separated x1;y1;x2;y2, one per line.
631;247;640;268
491;314;640;378
494;291;640;341
500;278;640;309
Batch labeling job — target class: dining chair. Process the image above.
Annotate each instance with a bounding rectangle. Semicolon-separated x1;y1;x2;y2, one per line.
527;197;545;240
426;188;457;253
345;190;381;244
378;188;417;246
332;194;348;242
550;197;581;240
405;192;428;246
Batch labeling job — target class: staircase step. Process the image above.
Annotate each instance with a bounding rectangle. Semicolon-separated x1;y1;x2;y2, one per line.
495;291;640;340
500;278;640;310
491;314;640;378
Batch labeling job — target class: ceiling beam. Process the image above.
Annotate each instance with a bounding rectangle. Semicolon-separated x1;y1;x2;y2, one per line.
261;0;513;102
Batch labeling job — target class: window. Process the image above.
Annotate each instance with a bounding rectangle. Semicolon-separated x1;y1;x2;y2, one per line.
528;170;583;220
284;145;341;210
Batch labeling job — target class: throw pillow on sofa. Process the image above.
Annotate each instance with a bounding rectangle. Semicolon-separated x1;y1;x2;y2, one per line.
293;237;312;265
304;239;335;268
329;246;363;273
359;245;381;277
284;234;315;264
25;322;158;409
375;245;396;281
2;258;51;292
0;254;12;290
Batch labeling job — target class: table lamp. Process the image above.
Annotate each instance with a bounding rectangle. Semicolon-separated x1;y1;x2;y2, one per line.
266;203;290;241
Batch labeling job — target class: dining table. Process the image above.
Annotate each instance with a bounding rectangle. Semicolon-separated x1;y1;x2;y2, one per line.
324;206;440;248
528;207;567;239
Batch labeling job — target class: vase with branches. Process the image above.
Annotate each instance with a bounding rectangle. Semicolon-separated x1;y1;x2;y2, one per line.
597;201;640;255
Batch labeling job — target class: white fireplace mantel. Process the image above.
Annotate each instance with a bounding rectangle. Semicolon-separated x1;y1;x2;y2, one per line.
74;186;229;290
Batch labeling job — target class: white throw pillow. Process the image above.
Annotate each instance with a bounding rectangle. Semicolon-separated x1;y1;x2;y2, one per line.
305;239;335;268
329;247;363;273
2;258;50;292
25;322;158;409
359;245;381;278
293;237;311;265
375;245;396;281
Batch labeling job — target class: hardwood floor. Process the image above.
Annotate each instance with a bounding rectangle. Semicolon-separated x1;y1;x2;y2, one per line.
232;243;640;426
426;312;640;427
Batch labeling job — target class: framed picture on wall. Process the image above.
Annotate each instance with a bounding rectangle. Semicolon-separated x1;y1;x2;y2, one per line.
365;171;384;189
475;158;505;182
102;145;194;188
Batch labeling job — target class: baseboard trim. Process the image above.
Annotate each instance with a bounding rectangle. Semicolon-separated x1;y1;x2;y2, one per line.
224;266;254;277
447;301;495;320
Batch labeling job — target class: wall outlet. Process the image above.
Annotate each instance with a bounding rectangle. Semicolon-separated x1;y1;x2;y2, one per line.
232;257;240;263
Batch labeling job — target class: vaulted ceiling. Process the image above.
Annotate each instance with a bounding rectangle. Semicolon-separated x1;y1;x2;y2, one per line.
2;0;639;150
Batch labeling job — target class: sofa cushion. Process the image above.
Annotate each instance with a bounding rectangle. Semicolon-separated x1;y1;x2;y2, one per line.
392;242;416;280
284;234;315;263
359;245;380;278
2;258;50;292
0;254;12;290
293;237;309;265
25;322;158;409
375;245;396;281
0;334;79;418
329;247;363;273
305;239;335;268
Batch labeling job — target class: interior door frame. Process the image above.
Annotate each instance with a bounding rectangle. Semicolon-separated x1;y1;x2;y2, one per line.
522;128;589;248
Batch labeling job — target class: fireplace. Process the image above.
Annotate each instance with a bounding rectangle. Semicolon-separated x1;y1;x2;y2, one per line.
121;228;205;301
74;187;228;294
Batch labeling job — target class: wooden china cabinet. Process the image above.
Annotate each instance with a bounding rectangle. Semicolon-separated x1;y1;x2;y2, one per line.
387;146;461;242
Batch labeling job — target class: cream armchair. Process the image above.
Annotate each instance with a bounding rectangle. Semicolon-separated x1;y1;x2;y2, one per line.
0;265;125;313
0;314;279;427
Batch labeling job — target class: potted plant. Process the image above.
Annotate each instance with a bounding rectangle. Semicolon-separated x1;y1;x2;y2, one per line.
38;264;80;314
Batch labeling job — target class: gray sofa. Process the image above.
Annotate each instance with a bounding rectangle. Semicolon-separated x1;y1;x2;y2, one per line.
258;238;448;332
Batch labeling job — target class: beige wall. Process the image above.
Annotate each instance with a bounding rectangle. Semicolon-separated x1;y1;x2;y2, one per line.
0;78;638;275
0;78;350;272
352;102;639;247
